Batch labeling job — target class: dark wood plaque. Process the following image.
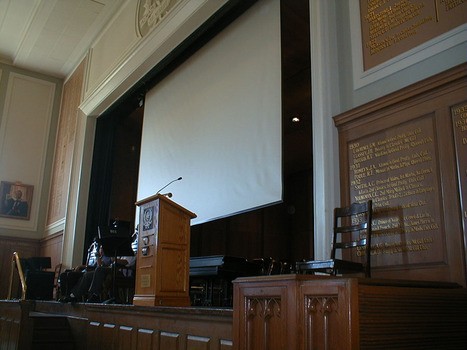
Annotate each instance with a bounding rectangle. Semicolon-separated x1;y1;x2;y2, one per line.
451;101;467;263
348;116;444;268
334;64;467;286
360;0;467;70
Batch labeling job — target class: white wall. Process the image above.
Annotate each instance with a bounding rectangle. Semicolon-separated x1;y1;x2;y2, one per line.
0;64;62;238
309;1;341;260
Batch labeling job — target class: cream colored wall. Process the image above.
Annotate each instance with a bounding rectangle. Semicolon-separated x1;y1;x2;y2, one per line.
0;64;62;239
80;0;228;116
84;0;140;98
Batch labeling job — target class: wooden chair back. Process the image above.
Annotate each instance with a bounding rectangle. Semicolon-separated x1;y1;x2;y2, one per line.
331;200;372;277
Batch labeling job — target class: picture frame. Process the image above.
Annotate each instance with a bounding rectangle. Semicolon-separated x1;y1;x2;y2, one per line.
0;181;33;220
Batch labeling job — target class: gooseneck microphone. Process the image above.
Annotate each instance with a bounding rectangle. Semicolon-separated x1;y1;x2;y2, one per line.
156;177;182;195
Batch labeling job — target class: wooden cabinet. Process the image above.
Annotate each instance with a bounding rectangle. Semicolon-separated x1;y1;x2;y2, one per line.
233;275;467;350
134;194;196;307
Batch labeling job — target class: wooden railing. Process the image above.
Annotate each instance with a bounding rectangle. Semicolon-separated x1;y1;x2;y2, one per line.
8;251;27;300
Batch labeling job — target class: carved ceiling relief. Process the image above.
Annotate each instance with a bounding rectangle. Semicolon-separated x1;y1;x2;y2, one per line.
137;0;181;37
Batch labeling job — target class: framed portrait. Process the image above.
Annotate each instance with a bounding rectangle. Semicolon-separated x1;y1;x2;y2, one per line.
0;181;33;220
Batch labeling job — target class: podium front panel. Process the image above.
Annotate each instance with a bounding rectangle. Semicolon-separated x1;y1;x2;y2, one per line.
157;246;189;294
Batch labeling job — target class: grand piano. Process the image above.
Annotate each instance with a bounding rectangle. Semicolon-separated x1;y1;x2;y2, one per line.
189;255;261;307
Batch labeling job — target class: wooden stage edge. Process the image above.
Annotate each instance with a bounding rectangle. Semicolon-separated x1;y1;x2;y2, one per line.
0;298;234;350
1;275;467;350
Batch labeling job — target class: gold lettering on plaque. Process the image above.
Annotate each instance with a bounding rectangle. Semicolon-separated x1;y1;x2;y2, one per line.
369;236;434;256
360;0;467;70
452;101;467;247
441;0;466;11
348;117;442;263
364;0;433;55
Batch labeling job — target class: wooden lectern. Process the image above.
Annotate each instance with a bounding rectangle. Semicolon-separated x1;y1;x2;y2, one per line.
133;194;196;307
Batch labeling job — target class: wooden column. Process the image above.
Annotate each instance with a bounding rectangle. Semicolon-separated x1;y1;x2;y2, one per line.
134;194;196;307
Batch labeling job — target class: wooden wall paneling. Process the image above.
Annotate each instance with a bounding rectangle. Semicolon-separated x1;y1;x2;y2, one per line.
108;107;143;224
358;284;467;349
285;171;313;262
80;305;233;350
67;317;88;350
87;321;102;349
186;335;211;350
189;225;202;256
191;205;291;262
0;304;20;349
1;299;233;349
39;231;63;269
86;321;124;350
117;325;136;350
262;204;289;260
333;63;467;286
191;204;301;263
102;323;118;349
220;339;234;350
160;331;182;349
136;329;157;350
47;60;85;226
0;236;40;299
0;300;35;349
200;220;228;257
227;211;263;258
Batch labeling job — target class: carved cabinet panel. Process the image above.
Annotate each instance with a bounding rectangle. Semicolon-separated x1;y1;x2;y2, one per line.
233;275;467;350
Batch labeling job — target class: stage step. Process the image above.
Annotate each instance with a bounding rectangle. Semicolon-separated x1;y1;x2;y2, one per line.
29;312;75;350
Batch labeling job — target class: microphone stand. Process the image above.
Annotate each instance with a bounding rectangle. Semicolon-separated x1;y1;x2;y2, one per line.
103;248;119;304
156;177;182;195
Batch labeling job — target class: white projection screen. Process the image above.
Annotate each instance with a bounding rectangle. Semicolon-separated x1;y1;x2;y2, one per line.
138;0;282;225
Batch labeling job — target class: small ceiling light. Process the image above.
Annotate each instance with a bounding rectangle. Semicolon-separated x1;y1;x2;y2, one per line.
291;116;301;123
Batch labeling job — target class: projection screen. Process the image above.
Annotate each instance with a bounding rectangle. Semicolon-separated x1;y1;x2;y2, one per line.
138;0;281;225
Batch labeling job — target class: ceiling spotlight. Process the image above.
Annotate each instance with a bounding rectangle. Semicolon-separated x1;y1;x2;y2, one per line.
291;116;301;123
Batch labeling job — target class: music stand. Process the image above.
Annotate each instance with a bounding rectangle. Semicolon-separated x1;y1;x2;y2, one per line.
98;226;134;304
